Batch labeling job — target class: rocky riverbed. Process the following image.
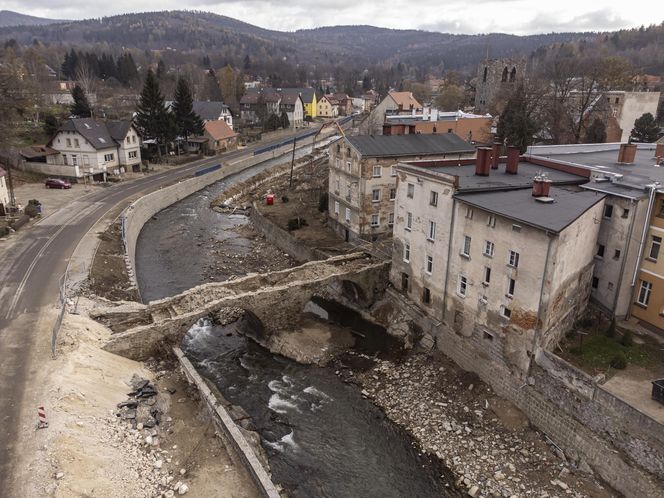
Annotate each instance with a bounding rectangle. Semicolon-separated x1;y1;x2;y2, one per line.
353;352;616;498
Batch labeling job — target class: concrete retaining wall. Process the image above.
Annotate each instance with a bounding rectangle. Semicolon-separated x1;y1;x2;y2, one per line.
173;347;281;498
249;203;329;263
123;136;318;296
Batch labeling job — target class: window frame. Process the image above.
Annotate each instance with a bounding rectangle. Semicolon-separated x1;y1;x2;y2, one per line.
637;280;652;307
483;240;494;257
407;183;414;199
389;188;396;201
372;165;382;178
457;275;468;297
371;188;381;202
425;255;433;274
427;221;436;241
405;212;413;231
461;235;471;257
506;277;516;298
483;266;491;285
429;191;438;207
648;235;662;261
603;204;614;219
508;250;520;268
370;214;380;227
403;242;411;263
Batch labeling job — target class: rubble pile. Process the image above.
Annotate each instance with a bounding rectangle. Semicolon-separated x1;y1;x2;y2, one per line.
113;374;191;497
355;354;611;498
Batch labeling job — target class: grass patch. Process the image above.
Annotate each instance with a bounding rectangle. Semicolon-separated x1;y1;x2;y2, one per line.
567;334;652;371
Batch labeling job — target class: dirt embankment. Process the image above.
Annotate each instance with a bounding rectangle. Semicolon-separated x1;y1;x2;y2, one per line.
27;303;261;498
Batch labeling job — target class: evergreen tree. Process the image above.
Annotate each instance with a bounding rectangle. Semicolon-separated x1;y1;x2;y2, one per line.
630;112;660;143
135;70;171;158
61;48;79;79
264;113;280;132
70;85;92;118
584;118;607;143
171;77;204;151
203;68;223;101
496;84;540;152
117;53;139;86
156;59;166;80
243;55;251;71
280;111;290;129
43;114;60;137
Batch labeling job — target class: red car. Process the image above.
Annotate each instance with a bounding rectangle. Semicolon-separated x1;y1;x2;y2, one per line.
45;178;72;189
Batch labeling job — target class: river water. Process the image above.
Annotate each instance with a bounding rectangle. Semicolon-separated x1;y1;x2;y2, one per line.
135;155;457;497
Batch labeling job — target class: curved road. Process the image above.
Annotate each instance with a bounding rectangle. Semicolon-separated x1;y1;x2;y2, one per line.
0;128;316;494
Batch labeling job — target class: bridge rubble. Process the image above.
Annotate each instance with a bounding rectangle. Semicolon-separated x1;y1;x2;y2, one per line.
92;252;389;360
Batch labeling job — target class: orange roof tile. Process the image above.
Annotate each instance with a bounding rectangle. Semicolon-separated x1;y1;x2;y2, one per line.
204;120;237;141
388;91;423;110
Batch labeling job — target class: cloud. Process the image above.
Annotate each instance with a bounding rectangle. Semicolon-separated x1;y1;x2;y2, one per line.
522;9;629;33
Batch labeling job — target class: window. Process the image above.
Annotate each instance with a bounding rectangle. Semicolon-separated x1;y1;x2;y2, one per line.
334;201;340;214
425;255;433;274
422;287;431;305
483;266;491;284
596;244;605;258
104;153;114;162
614;249;621;260
388;212;394;226
508;250;520;268
83;155;89;166
391;166;397;177
401;272;409;291
66;138;71;147
71;155;77;166
428;221;436;241
659;202;664;218
132;135;137;144
501;306;512;319
371;214;380;227
372;165;382;177
430;191;438;207
487;215;496;228
74;138;80;147
345;207;351;222
407;183;414;198
603;204;613;219
649;236;662;261
637;280;652;307
512;224;521;232
126;136;131;144
457;275;468;297
506;277;516;298
403;243;411;262
372;189;381;202
335;158;340;168
389;188;396;201
346;161;351;172
128;151;137;159
406;212;413;231
346;183;351;199
592;277;599;289
483;240;494;257
63;155;68;165
465;208;473;219
461;235;471;257
622;208;629;219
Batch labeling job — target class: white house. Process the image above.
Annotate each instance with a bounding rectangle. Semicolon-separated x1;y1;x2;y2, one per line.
0;167;10;215
192;101;234;129
21;118;142;180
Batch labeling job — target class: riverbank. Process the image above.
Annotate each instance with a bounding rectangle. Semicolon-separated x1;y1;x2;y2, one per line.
24;301;261;498
353;351;616;498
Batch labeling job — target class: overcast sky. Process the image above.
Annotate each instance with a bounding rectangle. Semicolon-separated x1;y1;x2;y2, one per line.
6;1;664;35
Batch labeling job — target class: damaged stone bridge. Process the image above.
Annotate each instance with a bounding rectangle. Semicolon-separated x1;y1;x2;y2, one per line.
94;253;389;360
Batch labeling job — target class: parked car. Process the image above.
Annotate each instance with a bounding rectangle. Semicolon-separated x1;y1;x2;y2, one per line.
45;178;71;189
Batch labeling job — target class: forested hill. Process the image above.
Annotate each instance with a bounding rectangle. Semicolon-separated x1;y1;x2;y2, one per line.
0;10;68;27
0;10;593;71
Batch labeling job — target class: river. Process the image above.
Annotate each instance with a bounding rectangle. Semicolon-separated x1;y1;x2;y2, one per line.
135;154;458;497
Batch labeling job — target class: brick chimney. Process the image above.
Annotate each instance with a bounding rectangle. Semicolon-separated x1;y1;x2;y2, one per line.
532;175;552;197
491;142;501;170
617;143;637;164
506;146;520;174
655;143;664;159
475;147;491;176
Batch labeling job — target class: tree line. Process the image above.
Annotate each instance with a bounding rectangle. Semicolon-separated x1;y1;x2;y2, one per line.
61;49;139;87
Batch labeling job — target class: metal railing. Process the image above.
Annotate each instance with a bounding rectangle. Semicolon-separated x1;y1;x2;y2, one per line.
51;270;69;358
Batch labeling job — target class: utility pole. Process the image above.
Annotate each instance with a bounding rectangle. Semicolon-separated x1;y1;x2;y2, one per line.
289;135;297;189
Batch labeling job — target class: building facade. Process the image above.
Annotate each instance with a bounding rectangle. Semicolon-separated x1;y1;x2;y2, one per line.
327;134;475;242
369;92;424;134
474;58;526;114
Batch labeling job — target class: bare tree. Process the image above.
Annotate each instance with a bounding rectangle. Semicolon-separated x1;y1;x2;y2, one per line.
75;59;97;101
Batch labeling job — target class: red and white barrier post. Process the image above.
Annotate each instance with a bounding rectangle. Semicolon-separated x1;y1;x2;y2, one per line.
37;406;49;429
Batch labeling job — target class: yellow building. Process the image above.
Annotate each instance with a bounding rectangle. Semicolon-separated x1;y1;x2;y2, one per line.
631;192;664;329
281;88;318;118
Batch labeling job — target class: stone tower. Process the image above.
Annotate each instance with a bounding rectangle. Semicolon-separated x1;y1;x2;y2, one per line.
474;58;526;114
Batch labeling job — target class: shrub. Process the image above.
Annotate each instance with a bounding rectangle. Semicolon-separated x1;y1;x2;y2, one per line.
0;226;9;237
605;318;616;338
28;199;41;206
24;204;39;218
282;195;289;203
577;316;593;329
318;192;329;212
287;217;307;231
610;352;627;370
620;330;634;347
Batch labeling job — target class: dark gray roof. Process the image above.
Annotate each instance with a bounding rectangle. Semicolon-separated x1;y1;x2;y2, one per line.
280;87;316;103
454;187;605;233
55;118;131;150
581;181;649;200
192;101;230;121
528;145;663;189
347;134;474;158
413;160;587;191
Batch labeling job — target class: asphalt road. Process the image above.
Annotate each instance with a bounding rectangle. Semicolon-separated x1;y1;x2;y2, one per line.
0;128;317;495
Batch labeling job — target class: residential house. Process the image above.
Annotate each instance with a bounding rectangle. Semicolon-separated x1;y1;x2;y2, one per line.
526;142;664;332
317;95;339;118
370;91;424;134
280;88;318;118
330;93;353;116
239;89;281;124
391;149;603;373
200;120;238;154
21;118;141;179
327;134;475;242
383;110;493;143
279;93;304;128
192;101;234;129
0;167;9;216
